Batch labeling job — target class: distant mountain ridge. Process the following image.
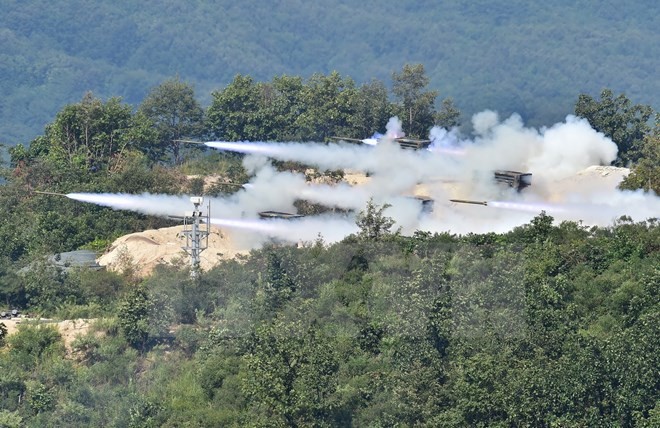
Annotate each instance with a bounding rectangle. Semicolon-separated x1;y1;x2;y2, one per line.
1;0;658;145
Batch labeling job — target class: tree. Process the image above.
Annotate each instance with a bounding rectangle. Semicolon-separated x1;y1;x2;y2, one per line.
117;285;150;349
0;410;22;428
0;257;21;307
574;89;653;165
391;64;438;138
21;261;83;313
207;74;264;141
8;325;63;370
117;284;173;350
11;93;134;171
138;77;204;164
294;71;358;141
243;320;340;426
619;114;660;193
350;79;396;137
355;199;396;241
435;97;462;128
255;251;297;315
259;75;305;141
0;322;7;346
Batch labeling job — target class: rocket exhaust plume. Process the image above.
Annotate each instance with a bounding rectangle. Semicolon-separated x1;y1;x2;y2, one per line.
66;193;195;216
203;140;382;171
450;198;569;213
35;191;208;219
209;217;280;233
488;200;568;213
204;141;286;156
211;215;358;244
37;114;659;249
201;139;459;182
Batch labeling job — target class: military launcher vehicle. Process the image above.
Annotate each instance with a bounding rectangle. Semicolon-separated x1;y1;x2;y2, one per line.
408;195;435;213
494;170;532;191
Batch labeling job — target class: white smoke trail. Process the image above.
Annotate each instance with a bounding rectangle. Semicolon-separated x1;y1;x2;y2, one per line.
64;112;658;250
210;214;358;245
67;193;194;216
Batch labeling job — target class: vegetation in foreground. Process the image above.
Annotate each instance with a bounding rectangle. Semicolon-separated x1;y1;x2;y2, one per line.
0;212;658;427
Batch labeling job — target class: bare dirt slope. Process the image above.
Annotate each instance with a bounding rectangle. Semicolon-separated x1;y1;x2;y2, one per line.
98;225;250;277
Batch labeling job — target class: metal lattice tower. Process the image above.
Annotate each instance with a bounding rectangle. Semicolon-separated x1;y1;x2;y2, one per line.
181;197;210;279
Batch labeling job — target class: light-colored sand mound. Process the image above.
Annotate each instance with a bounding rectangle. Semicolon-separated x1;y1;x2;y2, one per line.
554;165;629;191
98;225;249;277
535;165;629;202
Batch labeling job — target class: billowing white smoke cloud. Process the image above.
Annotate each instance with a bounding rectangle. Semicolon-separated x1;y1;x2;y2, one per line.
385;116;405;138
529;116;618;180
67;193;195;216
460;113;618;184
67;111;658;248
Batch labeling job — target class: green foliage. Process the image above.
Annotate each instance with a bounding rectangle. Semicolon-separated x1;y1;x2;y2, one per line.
0;217;658;426
294;71;358;141
11;93;135;173
0;322;7;346
243;320;340;426
0;410;22;428
20;262;84;314
7;324;64;369
1;81;659;426
117;284;174;350
117;285;151;349
435;97;462;128
138;77;205;164
0;256;22;307
128;399;164;428
207;74;265;141
620;115;660;193
350;79;396;138
261;75;307;141
392;64;438;138
261;251;296;313
3;1;660;147
26;381;56;414
355;199;396;241
575;88;653;165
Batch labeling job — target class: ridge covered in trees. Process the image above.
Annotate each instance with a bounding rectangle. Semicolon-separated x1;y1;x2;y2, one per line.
1;0;658;144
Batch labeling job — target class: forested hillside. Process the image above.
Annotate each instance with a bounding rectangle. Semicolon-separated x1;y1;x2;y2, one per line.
0;56;658;425
1;213;659;426
1;0;658;144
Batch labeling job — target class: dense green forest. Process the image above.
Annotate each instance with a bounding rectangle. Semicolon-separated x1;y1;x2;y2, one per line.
0;212;659;426
1;0;658;144
0;78;659;425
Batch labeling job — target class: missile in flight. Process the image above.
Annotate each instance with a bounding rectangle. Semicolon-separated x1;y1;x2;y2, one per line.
449;199;488;206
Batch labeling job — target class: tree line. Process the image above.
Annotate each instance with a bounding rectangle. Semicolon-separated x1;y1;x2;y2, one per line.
7;67;658;181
